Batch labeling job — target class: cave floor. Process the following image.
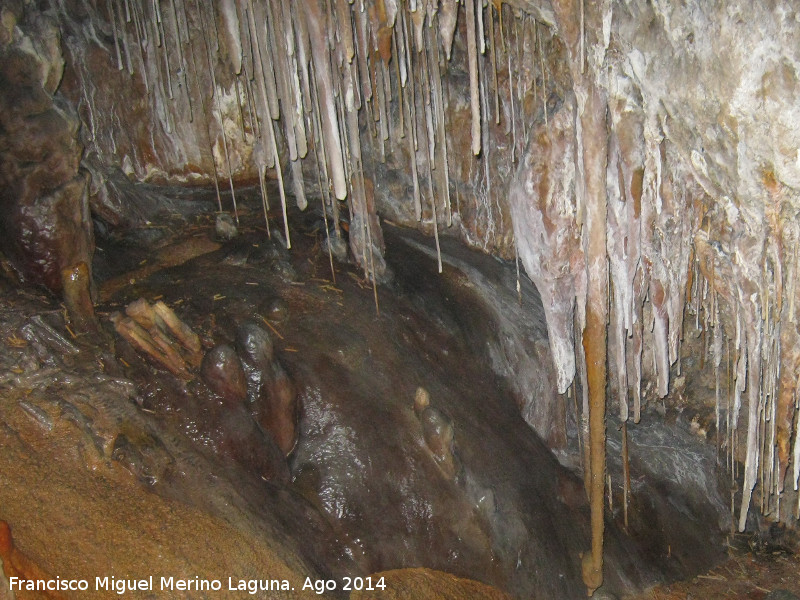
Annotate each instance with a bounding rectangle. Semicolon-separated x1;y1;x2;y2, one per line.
1;186;798;599
625;543;800;600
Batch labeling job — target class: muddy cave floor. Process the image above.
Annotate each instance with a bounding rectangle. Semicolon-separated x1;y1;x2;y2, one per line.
0;185;799;599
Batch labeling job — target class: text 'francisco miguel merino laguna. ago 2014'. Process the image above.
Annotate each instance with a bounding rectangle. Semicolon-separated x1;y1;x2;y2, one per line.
8;575;388;595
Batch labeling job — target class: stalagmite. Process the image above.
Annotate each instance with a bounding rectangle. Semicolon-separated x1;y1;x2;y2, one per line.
465;0;482;156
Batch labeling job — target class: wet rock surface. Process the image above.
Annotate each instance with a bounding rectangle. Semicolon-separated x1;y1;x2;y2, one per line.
0;4;93;294
0;190;769;599
34;193;732;598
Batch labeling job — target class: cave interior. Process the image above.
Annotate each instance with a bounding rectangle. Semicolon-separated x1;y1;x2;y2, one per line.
1;0;800;598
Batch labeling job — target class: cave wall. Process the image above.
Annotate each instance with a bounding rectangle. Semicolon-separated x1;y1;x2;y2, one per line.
0;2;93;293
2;0;800;537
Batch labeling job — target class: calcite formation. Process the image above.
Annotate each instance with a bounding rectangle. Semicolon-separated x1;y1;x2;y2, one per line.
3;0;800;594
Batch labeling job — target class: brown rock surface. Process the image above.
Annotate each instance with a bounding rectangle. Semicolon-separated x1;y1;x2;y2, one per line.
349;568;513;600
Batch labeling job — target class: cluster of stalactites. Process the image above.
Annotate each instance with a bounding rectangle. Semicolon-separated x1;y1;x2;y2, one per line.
692;190;800;531
606;94;800;530
511;54;800;539
91;0;555;283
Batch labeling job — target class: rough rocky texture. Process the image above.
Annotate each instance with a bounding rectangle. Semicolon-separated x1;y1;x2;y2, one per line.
0;2;93;294
3;4;800;595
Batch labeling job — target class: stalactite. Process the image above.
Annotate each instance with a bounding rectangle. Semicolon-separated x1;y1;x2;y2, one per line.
268;118;292;248
131;0;149;93
519;15;529;147
107;0;123;70
266;1;298;161
258;162;271;237
291;159;308;211
219;0;243;75
739;311;764;531
376;65;390;149
305;0;348;201
507;33;516;164
355;4;373;105
337;0;356;62
488;2;499;125
381;59;393;147
156;0;174;100
310;103;336;283
293;3;314;113
217;89;240;224
477;0;486;55
465;0;481;156
169;0;192;121
392;27;405;138
430;26;452;227
622;421;631;529
281;0;309;159
537;21;547;126
249;0;280;120
200;2;238;223
478;25;495;248
116;0;133;75
438;0;458;60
